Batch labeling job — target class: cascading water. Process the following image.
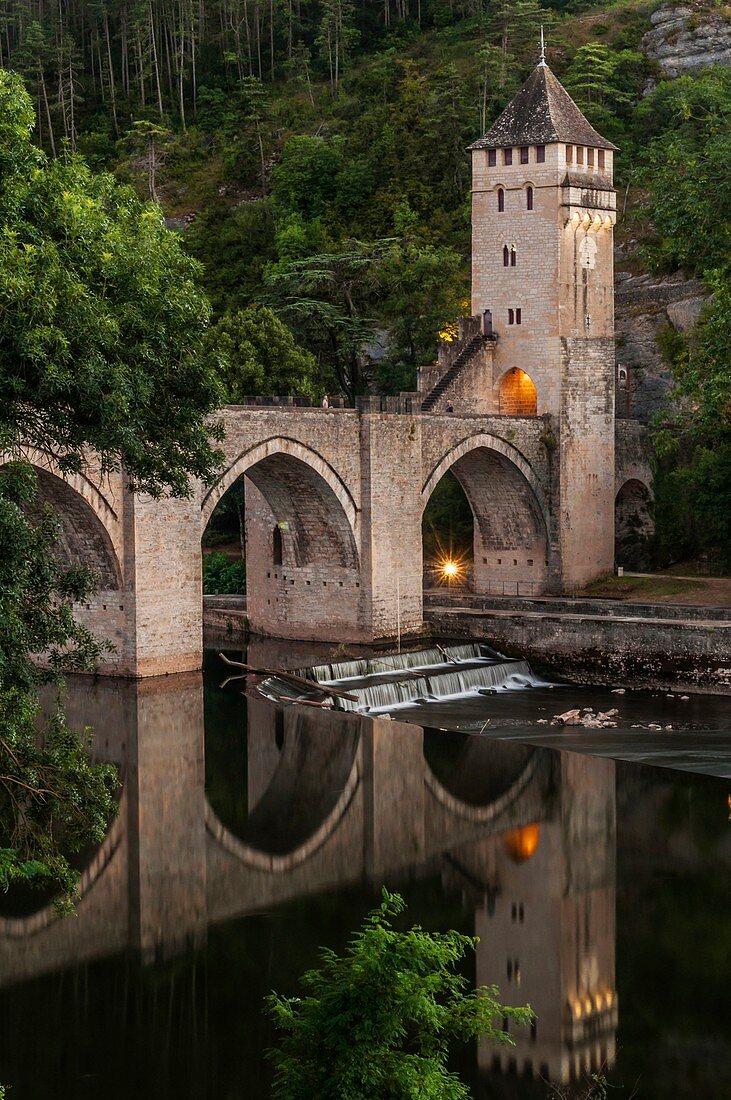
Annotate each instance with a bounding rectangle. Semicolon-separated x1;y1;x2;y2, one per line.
305;643;502;684
257;643;554;713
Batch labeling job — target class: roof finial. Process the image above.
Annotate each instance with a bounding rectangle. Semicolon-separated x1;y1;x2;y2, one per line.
539;25;547;66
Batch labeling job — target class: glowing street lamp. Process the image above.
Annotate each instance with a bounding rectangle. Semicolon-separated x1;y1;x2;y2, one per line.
441;559;460;580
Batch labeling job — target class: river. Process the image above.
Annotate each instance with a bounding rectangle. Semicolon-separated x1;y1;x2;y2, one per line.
0;640;729;1098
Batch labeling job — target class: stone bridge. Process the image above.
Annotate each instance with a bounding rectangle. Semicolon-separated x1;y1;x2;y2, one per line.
0;669;617;1085
0;671;554;984
14;404;650;676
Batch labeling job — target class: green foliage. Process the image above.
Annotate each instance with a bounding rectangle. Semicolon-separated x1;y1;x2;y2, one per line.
0;692;118;910
203;551;247;595
639;68;731;568
267;889;532;1099
0;71;223;498
422;471;473;565
209;305;322;400
0;463;105;694
0;72;222;903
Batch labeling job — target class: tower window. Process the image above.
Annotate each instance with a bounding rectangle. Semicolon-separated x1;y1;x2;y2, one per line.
497;188;505;212
503;245;510;267
587;147;594;167
526;186;534;211
598;149;605;170
536;145;545;163
508;308;514;325
577;146;584;165
516;308;522;324
520;146;529;164
511;247;516;267
566;144;573;163
504;148;513;166
488;149;496;167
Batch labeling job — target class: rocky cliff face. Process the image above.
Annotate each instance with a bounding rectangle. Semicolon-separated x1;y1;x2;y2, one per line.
643;5;731;77
614;269;708;421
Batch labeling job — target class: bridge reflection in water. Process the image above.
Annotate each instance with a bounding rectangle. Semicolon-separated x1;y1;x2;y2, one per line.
0;662;617;1096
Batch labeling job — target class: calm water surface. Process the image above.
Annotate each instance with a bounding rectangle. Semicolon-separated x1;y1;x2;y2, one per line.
1;641;730;1099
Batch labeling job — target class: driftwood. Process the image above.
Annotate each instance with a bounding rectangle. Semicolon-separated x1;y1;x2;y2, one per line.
218;653;359;702
436;644;459;664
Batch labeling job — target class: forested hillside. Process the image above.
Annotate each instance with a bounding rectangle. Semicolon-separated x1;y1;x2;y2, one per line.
1;0;729;564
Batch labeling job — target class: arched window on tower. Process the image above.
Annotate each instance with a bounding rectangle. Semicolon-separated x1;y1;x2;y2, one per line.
503;245;510;267
526;186;534;211
497;188;505;212
510;246;517;267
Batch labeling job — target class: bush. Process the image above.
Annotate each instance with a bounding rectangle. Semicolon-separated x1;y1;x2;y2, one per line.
267;889;532;1099
203;551;246;594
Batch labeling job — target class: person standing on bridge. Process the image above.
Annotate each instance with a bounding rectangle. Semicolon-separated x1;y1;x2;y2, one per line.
446;399;454;413
321;395;329;408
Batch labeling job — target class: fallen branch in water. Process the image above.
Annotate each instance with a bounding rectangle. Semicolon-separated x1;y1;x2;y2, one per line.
218;653;359;702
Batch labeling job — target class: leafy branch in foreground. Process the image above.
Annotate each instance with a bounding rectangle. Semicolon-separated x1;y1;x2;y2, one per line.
0;694;118;912
267;889;532;1099
0;68;223;906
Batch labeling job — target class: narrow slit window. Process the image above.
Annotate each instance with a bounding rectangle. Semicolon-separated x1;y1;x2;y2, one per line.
497;188;505;212
598;149;605;170
566;144;573;163
526;185;534;210
520;146;529;164
488;149;496;167
577;146;584;165
516;308;522;325
508;308;514;325
587;147;594;167
536;144;545;163
504;148;513;166
503;245;510;267
510;247;516;267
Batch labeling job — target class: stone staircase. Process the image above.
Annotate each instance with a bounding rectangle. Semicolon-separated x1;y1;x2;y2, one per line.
421;333;486;412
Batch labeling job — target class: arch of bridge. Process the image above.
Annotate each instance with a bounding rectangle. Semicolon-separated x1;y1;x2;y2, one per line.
200;435;359;539
2;450;123;587
204;752;361;873
421;431;545;517
421;431;550;559
423;735;541;824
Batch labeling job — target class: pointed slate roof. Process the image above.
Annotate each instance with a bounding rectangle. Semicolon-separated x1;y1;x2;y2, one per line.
469;64;618;151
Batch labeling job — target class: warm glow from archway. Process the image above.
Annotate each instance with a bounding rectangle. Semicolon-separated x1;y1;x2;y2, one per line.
442;559;460;579
502;823;541;863
498;368;538;416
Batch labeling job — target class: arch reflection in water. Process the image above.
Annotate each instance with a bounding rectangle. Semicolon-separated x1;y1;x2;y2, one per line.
0;669;617;1097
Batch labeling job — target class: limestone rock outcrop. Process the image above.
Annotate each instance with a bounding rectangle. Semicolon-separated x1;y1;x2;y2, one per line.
614;268;708;421
643;5;731;77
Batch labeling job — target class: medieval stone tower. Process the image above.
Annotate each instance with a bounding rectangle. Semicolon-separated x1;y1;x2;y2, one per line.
468;58;618;587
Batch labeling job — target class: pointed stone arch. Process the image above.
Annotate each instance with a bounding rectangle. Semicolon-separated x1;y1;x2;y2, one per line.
201;436;358;541
422;433;550;596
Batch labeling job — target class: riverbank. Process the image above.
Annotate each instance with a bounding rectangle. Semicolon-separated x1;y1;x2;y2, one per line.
427;598;731;695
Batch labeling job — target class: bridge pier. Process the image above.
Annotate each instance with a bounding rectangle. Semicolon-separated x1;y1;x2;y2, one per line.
117;489;203;677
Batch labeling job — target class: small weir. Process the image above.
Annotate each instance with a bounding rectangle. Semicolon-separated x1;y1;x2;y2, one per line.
258;643;553;713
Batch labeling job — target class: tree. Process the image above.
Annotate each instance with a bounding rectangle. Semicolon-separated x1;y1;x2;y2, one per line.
210;305;322;400
378;227;466;387
267;890;532;1099
640;69;731;568
123;117;174;200
0;69;223;904
316;0;358;95
267;240;390;400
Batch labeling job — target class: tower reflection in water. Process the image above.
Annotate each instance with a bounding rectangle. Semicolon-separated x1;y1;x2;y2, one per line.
0;667;617;1096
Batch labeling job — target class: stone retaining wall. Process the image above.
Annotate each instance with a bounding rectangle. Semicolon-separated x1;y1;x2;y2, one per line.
427;605;731;694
